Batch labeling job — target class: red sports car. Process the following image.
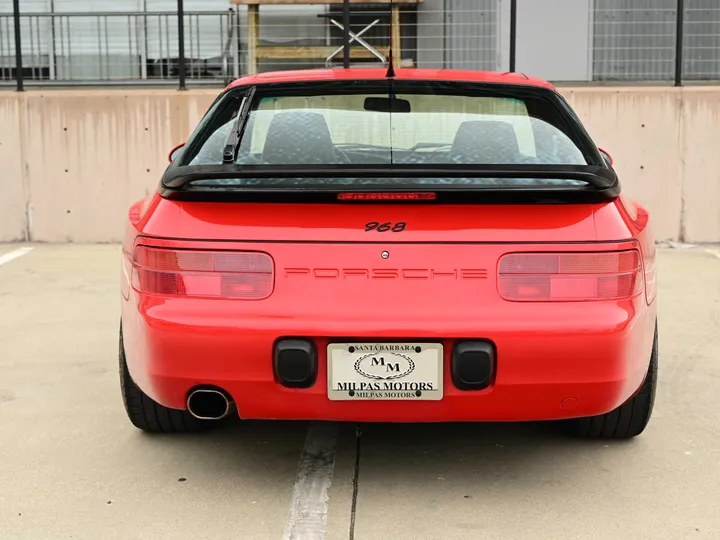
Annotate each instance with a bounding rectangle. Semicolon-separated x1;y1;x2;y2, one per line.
120;68;657;438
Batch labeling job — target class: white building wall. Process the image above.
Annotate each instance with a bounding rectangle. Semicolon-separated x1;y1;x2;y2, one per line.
515;0;593;82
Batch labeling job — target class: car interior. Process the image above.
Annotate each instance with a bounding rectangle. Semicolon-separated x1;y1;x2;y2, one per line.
189;99;587;168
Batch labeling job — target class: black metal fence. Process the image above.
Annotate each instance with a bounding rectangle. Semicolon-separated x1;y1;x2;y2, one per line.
2;0;715;91
2;2;238;88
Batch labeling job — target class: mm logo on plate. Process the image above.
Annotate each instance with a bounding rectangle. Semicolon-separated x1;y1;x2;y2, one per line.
327;342;443;401
354;353;415;380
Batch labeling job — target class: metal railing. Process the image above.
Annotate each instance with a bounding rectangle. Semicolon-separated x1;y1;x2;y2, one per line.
593;2;679;81
683;0;720;80
1;6;238;86
591;0;720;83
2;0;720;90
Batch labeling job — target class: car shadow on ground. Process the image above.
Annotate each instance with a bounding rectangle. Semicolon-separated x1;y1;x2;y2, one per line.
122;418;639;488
347;420;658;522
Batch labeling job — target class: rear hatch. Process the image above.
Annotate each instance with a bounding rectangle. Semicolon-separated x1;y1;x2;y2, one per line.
135;77;639;316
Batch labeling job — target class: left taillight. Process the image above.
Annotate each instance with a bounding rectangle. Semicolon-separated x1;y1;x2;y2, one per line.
132;246;274;299
498;250;643;302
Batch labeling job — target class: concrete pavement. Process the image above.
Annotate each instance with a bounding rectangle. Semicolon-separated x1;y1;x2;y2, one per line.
0;245;718;540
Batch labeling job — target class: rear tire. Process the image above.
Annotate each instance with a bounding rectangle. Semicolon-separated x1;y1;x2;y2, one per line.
570;323;658;439
119;325;205;433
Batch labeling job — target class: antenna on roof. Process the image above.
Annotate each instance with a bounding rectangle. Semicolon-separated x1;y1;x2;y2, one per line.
385;0;396;78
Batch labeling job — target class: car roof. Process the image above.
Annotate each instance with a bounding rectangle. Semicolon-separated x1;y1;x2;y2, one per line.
226;68;555;91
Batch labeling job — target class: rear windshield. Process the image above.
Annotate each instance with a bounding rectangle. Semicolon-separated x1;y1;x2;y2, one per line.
178;80;600;189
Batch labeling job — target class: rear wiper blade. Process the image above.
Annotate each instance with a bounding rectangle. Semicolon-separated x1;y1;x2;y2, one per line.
222;86;256;164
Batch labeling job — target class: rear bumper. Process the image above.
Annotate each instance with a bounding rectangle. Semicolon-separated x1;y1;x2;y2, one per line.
121;293;656;422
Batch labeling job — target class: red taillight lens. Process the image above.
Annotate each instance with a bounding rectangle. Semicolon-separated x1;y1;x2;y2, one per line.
132;246;273;299
498;250;643;301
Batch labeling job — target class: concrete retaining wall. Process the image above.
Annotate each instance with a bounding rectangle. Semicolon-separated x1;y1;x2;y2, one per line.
563;87;720;243
1;86;718;242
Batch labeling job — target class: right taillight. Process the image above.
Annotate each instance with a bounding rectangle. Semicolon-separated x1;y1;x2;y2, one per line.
498;250;643;302
132;246;274;299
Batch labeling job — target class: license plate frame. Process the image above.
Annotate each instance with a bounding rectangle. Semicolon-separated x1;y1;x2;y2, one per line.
327;342;443;401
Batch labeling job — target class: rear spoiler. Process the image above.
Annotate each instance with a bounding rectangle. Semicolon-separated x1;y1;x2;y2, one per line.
159;164;620;203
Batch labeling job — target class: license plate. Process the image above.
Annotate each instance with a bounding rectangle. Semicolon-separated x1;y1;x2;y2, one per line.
327;342;443;401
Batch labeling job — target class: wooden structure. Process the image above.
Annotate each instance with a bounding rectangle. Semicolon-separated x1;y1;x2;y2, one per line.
229;0;422;74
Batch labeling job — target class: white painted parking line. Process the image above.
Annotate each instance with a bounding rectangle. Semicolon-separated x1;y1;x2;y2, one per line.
282;423;339;540
0;247;33;267
706;249;720;260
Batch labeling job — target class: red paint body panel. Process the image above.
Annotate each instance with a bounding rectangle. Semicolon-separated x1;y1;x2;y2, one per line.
225;68;556;91
143;200;602;243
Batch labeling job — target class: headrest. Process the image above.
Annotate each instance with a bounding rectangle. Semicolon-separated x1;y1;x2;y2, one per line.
450;120;521;164
262;111;337;164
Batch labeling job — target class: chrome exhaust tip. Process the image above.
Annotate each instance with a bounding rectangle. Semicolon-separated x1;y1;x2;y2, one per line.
186;388;232;420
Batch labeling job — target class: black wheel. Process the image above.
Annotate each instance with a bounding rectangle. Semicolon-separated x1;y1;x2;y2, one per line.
570;323;658;439
119;325;205;433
